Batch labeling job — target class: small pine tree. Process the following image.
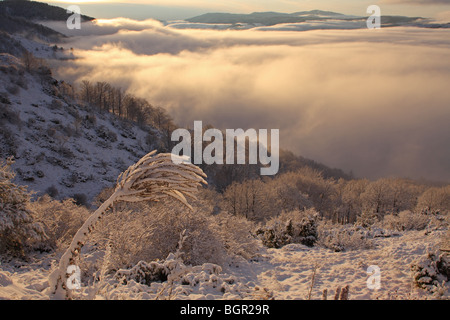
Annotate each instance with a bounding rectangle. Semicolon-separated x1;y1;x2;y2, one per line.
0;158;45;256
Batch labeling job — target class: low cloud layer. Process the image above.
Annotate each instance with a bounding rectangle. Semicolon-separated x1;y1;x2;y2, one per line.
53;19;450;182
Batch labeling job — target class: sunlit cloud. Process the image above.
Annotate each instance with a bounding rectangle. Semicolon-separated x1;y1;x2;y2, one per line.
52;20;450;181
434;10;450;21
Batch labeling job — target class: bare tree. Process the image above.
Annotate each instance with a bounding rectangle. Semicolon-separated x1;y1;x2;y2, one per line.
21;50;37;73
94;81;108;110
79;80;93;105
417;186;450;213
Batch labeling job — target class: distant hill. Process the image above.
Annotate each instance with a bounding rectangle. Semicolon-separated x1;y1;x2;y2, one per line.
292;10;345;17
0;0;95;42
278;149;353;181
0;14;64;42
0;0;94;22
185;10;426;28
186;11;361;26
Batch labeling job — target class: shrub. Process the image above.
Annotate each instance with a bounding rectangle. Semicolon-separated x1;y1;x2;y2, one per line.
49;99;63;110
317;222;374;252
91;201;227;272
0;103;22;126
256;209;319;248
83;113;97;129
112;249;246;300
0;158;46;256
73;193;88;207
45;185;59;198
214;212;260;260
6;84;19;95
355;211;380;228
13;75;27;89
30;195;90;251
145;131;157;147
411;250;449;294
382;210;430;231
0;93;11;105
0;126;18;158
96;125;117;142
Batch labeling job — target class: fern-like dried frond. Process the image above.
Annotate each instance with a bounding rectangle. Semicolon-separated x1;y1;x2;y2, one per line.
115;152;207;210
49;151;207;299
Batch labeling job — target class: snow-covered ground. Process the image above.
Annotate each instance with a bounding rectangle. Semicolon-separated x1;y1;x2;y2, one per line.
0;229;447;300
0;52;157;203
11;35;68;60
254;230;447;300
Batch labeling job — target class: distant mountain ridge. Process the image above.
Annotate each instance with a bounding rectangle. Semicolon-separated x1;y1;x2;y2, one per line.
0;0;94;42
185;10;427;29
292;10;345;16
186;10;354;26
0;0;94;22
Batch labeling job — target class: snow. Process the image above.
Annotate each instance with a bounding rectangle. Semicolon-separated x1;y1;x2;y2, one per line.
0;26;448;302
0;258;50;300
253;231;440;300
0;229;447;300
0;53;157;203
11;35;63;60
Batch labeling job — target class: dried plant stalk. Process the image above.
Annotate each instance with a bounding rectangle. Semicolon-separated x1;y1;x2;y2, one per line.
48;151;207;299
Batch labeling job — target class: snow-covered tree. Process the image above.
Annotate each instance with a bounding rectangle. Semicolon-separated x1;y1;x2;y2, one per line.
337;178;369;223
360;178;392;216
290;167;337;218
0;158;45;255
265;173;313;216
48;151;207;299
417;186;450;214
222;179;268;221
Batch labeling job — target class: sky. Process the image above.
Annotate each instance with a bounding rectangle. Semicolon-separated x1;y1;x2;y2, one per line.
38;0;450;20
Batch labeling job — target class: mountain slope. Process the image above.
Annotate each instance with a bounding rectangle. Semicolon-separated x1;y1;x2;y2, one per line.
0;31;27;56
0;53;159;204
0;0;93;42
0;14;64;42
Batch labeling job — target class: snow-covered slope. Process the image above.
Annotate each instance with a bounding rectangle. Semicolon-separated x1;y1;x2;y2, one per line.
0;53;158;203
0;229;447;300
253;229;448;300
